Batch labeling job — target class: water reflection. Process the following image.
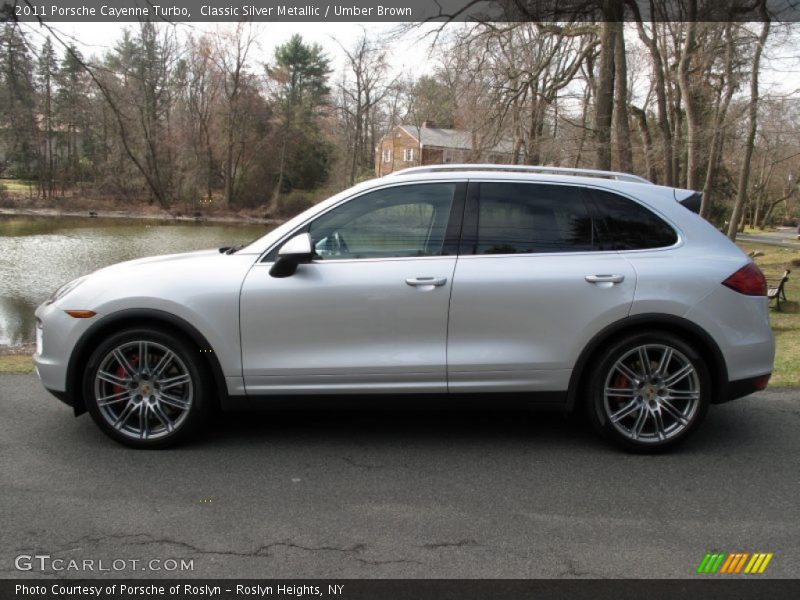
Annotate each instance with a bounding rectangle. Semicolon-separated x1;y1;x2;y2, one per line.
0;216;270;346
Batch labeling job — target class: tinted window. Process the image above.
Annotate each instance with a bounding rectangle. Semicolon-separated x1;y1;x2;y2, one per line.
473;183;594;254
308;183;455;259
591;189;678;250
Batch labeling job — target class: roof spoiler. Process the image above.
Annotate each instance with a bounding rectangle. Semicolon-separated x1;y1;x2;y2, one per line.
675;189;702;214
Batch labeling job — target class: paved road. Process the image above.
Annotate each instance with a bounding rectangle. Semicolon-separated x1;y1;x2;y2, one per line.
1;373;798;579
739;227;800;249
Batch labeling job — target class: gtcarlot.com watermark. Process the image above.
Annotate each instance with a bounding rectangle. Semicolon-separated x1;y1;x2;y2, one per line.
15;553;194;573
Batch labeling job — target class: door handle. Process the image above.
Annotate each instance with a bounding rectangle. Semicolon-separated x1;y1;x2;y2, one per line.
585;274;625;284
406;277;448;287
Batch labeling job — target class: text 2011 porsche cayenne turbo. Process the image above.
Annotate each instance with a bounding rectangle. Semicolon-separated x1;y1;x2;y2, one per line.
34;165;774;451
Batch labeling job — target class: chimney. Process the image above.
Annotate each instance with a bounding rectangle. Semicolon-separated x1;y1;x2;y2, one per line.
421;121;436;129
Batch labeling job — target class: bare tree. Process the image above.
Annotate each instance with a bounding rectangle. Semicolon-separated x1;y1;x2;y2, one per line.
210;23;257;207
728;9;771;240
613;21;633;172
182;34;220;203
593;7;617;170
337;30;393;186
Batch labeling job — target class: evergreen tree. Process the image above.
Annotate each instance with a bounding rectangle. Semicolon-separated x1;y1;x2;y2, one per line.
0;24;38;180
267;34;332;212
37;37;58;197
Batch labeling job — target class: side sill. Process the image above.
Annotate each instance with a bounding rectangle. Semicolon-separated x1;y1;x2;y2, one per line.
224;391;568;412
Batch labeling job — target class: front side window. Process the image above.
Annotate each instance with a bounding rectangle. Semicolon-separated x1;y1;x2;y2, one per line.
403;148;415;162
472;183;594;254
309;183;455;260
382;148;392;163
590;189;678;250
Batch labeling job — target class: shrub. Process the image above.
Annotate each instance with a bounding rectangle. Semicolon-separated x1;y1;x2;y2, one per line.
277;191;314;218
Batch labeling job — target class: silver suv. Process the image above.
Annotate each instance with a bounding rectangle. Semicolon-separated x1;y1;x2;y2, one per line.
34;165;775;451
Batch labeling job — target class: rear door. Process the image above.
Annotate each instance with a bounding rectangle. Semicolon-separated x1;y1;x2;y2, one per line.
446;181;636;393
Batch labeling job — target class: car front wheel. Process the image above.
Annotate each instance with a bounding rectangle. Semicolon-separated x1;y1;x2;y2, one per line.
587;331;711;452
83;328;210;448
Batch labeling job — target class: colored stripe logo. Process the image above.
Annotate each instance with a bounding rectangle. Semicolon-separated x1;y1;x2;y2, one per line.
697;552;773;574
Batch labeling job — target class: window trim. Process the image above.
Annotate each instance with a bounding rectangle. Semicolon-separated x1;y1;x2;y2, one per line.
260;181;467;263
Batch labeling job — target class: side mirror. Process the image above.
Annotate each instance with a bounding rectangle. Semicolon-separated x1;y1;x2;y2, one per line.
269;233;313;278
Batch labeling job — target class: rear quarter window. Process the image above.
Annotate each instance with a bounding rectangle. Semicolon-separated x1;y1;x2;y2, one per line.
590;189;678;250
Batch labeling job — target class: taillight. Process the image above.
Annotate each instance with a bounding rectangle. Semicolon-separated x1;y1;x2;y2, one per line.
722;263;767;296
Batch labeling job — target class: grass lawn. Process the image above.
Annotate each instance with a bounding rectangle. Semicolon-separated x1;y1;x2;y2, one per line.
742;225;777;234
739;241;800;387
0;355;33;373
0;179;36;193
0;242;797;386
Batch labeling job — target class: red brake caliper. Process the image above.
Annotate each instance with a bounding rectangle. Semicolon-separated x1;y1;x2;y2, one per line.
612;373;630;400
112;354;139;396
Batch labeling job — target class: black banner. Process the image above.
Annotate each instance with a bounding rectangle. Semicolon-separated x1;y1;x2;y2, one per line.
3;579;800;600
1;0;797;23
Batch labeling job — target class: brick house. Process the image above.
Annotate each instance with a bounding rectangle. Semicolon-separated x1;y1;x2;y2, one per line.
374;122;514;176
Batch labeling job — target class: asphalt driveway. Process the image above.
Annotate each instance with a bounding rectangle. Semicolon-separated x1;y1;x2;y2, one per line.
1;373;798;579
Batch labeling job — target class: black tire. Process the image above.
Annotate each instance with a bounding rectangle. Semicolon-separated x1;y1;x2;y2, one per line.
586;330;711;453
83;327;211;448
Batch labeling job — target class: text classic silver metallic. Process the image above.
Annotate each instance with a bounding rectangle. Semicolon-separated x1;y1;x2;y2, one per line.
34;165;775;451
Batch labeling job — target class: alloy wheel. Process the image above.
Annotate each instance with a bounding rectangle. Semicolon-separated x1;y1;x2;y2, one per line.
93;340;193;441
603;344;701;444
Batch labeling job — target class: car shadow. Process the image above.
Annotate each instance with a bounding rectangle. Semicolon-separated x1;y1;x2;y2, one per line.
199;403;605;452
186;396;776;457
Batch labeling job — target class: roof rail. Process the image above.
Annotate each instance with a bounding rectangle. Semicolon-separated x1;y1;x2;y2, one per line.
387;164;652;184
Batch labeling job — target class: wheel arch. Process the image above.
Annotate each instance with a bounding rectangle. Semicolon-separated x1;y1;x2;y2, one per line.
66;309;229;416
566;314;729;412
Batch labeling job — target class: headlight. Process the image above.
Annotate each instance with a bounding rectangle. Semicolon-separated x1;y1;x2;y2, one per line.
46;276;88;305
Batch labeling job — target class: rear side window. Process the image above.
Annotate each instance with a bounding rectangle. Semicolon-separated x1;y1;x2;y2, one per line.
590;189;678;250
472;183;595;254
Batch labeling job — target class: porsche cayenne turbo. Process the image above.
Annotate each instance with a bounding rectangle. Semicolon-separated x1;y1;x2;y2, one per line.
34;165;774;451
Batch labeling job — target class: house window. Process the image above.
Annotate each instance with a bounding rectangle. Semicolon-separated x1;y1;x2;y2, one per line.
403;148;415;162
382;148;392;163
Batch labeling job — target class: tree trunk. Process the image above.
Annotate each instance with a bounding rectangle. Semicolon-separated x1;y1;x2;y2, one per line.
632;7;674;185
269;133;289;215
593;11;617;171
700;26;737;219
727;12;770;241
574;70;593;168
613;21;633;173
631;105;657;182
677;13;701;190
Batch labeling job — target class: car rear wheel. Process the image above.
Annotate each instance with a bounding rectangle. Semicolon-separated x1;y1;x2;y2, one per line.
83;328;210;448
587;331;710;452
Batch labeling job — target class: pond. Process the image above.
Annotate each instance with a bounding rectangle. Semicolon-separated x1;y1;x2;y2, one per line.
0;216;271;346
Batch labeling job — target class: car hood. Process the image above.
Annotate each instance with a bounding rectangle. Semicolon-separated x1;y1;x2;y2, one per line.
95;248;223;275
55;247;258;314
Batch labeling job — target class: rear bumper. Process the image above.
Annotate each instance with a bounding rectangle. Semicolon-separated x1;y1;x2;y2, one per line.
715;373;771;404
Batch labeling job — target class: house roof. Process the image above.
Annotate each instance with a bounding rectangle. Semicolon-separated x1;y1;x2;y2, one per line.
399;125;513;155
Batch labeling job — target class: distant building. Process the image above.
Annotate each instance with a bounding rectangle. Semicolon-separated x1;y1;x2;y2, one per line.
375;121;514;177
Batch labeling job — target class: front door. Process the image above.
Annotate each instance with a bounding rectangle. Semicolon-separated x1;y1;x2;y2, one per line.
240;182;464;395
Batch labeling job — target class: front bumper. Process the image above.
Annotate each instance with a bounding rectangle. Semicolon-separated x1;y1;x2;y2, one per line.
33;301;97;404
